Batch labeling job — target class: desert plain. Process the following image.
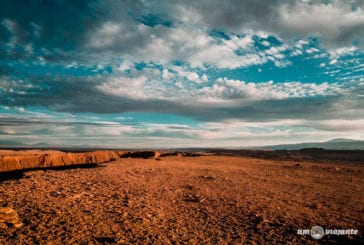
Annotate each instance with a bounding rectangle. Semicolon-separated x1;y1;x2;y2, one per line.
0;149;363;244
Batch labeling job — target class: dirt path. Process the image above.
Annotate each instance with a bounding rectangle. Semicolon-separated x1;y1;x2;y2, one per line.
0;156;363;244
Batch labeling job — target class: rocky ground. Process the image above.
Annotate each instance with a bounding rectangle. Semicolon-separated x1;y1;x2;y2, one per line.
0;154;363;244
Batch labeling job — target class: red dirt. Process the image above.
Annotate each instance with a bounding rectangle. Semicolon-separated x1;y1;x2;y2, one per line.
0;153;363;244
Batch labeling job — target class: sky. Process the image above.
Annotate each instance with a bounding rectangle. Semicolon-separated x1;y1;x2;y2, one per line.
0;0;364;148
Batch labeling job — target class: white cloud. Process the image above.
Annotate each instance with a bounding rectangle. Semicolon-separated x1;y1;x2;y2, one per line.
162;68;174;80
277;1;364;44
170;1;364;47
306;47;320;54
196;78;348;103
265;46;286;56
17;107;25;113
312;119;364;132
201;74;208;82
82;5;362;71
97;76;148;99
86;23;272;69
291;49;303;56
117;60;133;72
295;39;309;49
88;22;124;48
94;65;356;107
329;46;357;59
224;35;253;49
172;66;207;84
262;40;270;46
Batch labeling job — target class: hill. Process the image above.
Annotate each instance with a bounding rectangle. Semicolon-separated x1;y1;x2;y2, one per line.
257;138;364;150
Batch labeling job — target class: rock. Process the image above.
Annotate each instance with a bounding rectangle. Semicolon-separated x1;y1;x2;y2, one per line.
0;150;122;172
0;207;23;228
120;151;156;159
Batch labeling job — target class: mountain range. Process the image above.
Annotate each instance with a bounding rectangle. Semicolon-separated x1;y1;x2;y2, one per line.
256;138;364;150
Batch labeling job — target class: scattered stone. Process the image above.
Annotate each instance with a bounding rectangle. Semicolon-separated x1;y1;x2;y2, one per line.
181;185;194;190
0;207;23;228
182;192;202;203
198;175;216;181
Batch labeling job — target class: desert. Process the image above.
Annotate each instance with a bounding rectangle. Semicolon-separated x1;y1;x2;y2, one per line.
2;0;364;244
0;149;363;244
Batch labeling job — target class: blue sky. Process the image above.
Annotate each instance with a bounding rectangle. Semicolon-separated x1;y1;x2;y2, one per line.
0;0;364;148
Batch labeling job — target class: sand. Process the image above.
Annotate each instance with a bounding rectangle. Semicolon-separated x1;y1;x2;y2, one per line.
0;153;363;244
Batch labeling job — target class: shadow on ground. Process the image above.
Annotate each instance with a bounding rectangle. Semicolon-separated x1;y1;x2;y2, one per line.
0;163;102;183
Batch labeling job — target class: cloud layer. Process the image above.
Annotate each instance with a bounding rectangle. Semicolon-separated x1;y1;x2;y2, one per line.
0;0;363;147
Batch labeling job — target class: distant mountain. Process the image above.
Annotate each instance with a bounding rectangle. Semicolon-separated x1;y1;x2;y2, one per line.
326;138;357;143
31;142;51;147
257;138;364;150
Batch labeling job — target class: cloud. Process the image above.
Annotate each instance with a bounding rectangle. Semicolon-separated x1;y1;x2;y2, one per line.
276;1;364;44
329;46;357;59
173;0;364;46
97;76;148;99
2;113;363;148
2;70;362;124
0;0;363;147
173;66;208;84
88;22;124;49
306;119;364;132
2;0;363;70
196;78;348;102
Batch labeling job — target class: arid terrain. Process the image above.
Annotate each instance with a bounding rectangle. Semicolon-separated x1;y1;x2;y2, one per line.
0;150;363;244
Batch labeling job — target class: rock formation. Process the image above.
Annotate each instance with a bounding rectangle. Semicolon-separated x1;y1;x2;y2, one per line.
0;150;123;173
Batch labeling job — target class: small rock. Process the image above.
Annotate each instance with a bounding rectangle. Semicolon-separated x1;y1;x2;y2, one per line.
122;212;129;219
13;222;23;228
0;207;23;228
